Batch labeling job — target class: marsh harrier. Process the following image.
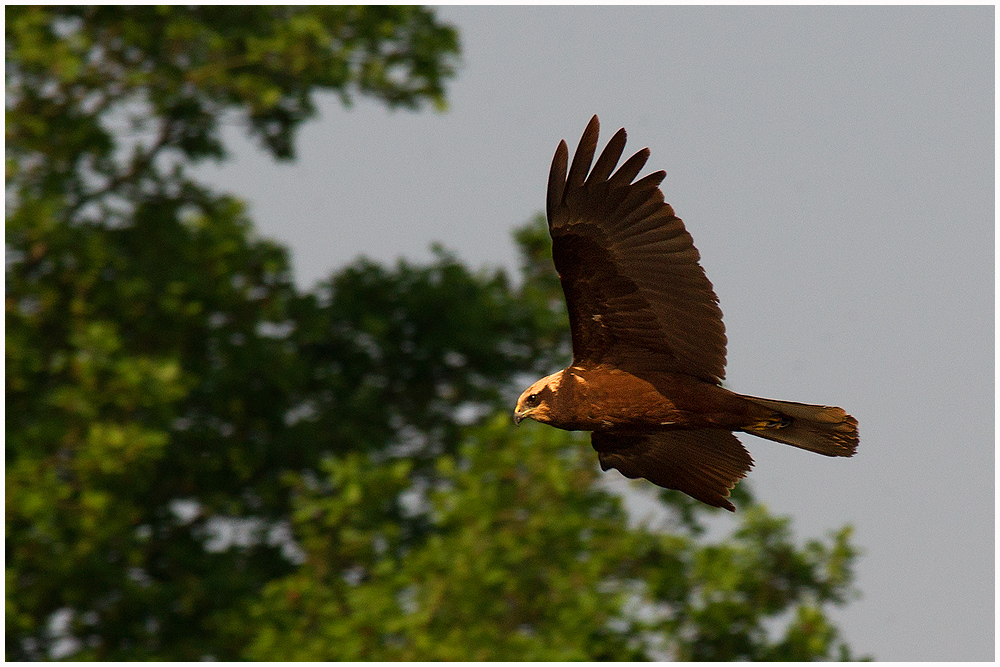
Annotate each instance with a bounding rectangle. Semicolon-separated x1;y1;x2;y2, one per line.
514;116;858;511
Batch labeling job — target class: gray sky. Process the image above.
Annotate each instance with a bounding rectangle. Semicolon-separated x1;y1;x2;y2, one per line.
193;6;994;661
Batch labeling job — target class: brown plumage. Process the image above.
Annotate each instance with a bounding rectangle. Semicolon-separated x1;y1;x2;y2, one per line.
514;116;858;511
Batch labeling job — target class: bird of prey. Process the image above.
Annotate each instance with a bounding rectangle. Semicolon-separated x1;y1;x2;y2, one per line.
513;116;858;511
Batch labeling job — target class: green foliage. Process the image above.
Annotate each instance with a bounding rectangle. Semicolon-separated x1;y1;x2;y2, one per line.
7;5;458;173
291;246;565;463
6;6;865;661
243;420;636;660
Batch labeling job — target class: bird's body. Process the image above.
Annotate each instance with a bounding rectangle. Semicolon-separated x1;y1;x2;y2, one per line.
514;116;858;511
518;365;775;433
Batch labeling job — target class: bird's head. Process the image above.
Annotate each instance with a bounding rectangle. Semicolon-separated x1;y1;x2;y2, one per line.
513;372;561;425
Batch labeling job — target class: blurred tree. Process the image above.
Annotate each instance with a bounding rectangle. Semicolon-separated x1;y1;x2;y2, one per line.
6;5;463;660
6;6;865;661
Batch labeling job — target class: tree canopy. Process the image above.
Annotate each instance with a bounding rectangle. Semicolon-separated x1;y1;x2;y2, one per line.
6;6;865;660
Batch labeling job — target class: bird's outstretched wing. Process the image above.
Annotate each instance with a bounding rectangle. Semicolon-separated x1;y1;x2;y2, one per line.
547;115;726;383
592;430;753;511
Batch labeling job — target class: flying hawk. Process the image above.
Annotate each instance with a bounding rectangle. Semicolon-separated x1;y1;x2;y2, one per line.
514;116;858;511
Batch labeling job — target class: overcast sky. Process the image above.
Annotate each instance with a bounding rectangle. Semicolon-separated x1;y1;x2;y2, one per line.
193;6;994;661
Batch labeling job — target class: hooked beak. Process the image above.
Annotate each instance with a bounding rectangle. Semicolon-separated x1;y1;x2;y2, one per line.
513;408;526;425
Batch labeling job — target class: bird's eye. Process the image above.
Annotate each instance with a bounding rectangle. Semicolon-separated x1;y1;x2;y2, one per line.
526;392;540;406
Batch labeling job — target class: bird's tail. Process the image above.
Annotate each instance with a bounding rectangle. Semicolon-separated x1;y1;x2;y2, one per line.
739;395;858;457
